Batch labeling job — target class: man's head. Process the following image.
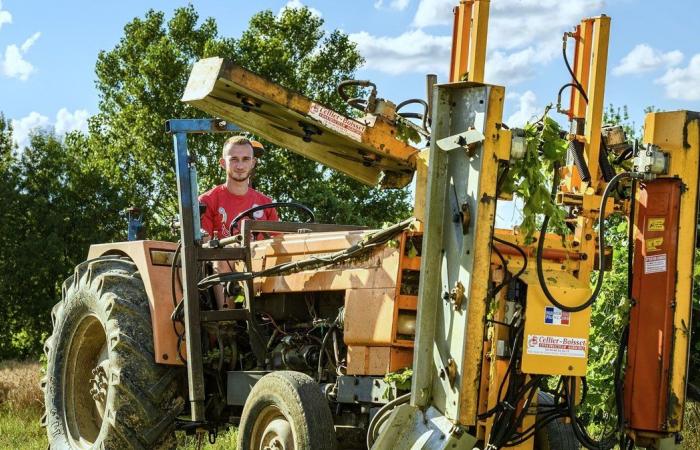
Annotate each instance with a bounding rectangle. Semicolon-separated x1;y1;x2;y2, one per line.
220;136;256;183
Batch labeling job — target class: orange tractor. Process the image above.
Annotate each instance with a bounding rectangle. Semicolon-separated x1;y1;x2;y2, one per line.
42;2;699;449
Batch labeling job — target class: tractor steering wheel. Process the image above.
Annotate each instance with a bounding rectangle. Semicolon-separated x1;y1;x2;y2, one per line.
229;202;315;236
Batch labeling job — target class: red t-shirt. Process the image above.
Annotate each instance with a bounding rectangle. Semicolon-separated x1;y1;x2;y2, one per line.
199;185;278;238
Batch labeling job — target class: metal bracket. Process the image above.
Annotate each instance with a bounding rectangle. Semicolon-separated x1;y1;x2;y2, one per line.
437;129;485;152
437;111;486;153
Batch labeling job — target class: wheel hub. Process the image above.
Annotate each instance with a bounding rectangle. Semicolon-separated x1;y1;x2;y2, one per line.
64;314;109;449
255;407;295;450
88;360;109;417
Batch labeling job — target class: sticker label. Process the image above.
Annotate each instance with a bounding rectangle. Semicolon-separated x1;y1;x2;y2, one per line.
544;306;571;326
526;335;587;358
308;102;366;142
645;237;664;252
644;254;667;274
648;218;665;232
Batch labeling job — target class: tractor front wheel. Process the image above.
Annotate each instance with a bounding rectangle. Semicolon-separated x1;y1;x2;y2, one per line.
238;371;337;450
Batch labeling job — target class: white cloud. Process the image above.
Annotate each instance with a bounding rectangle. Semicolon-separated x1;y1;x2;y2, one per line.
506;91;540;127
413;0;602;51
11;112;50;150
1;32;41;81
655;54;700;101
374;0;411;11
350;29;451;75
613;44;683;76
55;108;90;135
279;0;322;18
0;1;12;30
486;42;557;86
359;0;602;81
412;0;453;28
21;31;41;52
11;109;90;150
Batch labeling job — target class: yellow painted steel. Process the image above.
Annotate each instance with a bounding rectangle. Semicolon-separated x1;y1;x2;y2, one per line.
519;270;592;376
458;83;505;425
467;0;490;83
412;149;430;228
572;20;593;119
582;15;610;192
450;0;473;82
643;111;700;431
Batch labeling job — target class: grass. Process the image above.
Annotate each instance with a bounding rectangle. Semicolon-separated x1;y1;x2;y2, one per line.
0;360;46;450
1;359;699;449
0;359;237;449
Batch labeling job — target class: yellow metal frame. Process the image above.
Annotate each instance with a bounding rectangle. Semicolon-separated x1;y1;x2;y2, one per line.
448;0;489;83
458;83;507;425
449;0;473;82
642;111;700;432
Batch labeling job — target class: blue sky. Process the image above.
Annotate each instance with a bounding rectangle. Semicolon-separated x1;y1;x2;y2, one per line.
1;0;699;158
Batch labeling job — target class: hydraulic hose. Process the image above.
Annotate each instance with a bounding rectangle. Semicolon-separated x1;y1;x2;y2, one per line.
535;171;636;312
366;392;410;449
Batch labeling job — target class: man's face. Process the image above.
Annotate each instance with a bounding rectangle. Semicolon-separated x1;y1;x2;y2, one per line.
220;143;256;183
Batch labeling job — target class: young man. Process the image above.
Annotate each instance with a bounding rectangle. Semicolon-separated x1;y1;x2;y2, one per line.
200;136;277;309
199;136;278;239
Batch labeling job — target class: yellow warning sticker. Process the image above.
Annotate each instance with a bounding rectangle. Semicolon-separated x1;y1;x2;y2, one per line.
646;237;664;252
648;218;665;232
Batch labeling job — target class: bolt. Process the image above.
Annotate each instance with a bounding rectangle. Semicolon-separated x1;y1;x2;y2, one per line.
585;234;592;241
568;365;574;371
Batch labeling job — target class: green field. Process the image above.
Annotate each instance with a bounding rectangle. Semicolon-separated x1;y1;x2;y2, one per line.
2;360;700;449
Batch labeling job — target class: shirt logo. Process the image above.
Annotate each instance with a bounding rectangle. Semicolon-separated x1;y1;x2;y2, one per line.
252;203;264;219
218;207;230;237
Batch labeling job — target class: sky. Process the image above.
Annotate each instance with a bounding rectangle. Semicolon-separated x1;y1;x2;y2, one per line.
1;0;699;218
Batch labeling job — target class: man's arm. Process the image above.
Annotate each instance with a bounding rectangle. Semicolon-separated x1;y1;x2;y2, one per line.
199;194;216;237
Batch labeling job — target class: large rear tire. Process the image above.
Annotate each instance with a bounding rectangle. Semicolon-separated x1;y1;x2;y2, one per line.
42;257;184;449
238;371;337;450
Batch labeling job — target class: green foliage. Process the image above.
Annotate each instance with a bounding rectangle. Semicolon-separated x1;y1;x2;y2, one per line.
499;112;569;243
0;5;412;359
383;367;412;398
91;5;234;237
395;117;422;145
0;123;125;358
91;5;411;235
584;215;630;421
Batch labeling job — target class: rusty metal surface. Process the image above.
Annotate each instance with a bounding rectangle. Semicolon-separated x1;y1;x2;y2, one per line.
182;57;419;187
88;240;183;365
625;179;681;432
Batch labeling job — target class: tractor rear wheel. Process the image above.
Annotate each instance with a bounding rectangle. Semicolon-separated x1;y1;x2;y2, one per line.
237;371;337;450
42;256;184;449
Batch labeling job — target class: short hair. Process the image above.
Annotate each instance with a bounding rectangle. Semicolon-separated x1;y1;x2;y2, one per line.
222;136;253;158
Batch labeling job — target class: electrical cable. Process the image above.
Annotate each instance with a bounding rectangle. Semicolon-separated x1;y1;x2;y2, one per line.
200;218;415;288
493;236;528;280
170;241;187;363
562;38;588;104
535;171;637;312
396;98;429;132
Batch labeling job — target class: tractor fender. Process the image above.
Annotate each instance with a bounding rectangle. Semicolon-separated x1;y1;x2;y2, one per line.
88;240;184;365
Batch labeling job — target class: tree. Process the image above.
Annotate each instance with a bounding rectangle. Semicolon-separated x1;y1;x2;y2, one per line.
91;5;411;238
0;120;125;358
